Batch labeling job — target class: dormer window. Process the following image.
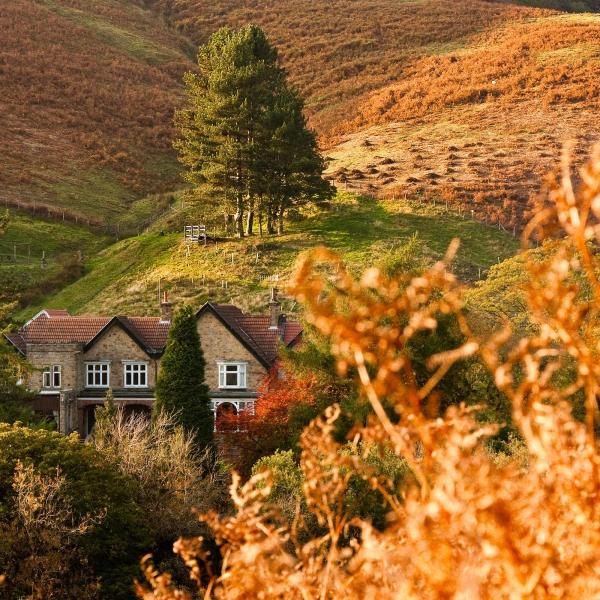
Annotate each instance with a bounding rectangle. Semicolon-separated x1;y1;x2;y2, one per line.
123;361;148;388
218;362;247;389
86;362;110;388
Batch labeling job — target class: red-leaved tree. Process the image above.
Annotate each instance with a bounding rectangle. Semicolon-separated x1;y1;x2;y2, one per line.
218;370;317;476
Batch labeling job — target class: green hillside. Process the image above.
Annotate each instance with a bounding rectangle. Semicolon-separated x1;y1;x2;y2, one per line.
0;211;112;307
17;193;519;320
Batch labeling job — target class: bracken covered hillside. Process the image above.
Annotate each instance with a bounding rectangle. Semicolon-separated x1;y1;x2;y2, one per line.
0;0;193;223
145;0;550;135
144;0;600;228
328;11;600;227
3;0;598;228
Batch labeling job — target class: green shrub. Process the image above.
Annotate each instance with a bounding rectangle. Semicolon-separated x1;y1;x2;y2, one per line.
0;423;150;600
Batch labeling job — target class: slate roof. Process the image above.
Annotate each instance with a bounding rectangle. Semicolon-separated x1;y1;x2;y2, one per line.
6;305;302;365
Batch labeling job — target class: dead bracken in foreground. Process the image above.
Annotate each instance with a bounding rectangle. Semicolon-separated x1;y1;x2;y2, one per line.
137;150;600;598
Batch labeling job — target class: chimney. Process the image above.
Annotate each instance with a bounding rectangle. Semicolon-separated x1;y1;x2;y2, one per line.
269;287;280;330
160;291;172;323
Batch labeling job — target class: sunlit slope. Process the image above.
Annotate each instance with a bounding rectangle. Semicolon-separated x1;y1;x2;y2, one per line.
145;0;549;135
18;194;518;320
327;13;600;227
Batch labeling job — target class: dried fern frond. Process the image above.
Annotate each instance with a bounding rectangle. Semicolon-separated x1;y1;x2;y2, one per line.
138;150;600;600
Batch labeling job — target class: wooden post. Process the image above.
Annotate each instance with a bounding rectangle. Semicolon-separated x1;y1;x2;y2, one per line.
13;244;16;262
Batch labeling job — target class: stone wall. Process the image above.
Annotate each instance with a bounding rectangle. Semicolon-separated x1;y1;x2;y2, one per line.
197;311;267;392
84;324;159;389
26;342;84;391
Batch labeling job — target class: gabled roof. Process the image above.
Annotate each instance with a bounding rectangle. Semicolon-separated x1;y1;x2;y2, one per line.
5;309;169;358
197;303;303;368
83;316;169;357
5;303;302;366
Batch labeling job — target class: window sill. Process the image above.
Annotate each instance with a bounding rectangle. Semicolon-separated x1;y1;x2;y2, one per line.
218;387;247;391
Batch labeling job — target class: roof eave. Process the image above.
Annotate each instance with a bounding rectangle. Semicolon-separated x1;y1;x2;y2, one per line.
3;333;25;356
196;302;272;369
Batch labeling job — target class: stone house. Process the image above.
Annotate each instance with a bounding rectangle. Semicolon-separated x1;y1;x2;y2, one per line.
5;294;302;437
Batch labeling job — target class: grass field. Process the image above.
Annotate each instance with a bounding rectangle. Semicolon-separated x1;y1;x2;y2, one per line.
17;193;518;320
0;211;112;305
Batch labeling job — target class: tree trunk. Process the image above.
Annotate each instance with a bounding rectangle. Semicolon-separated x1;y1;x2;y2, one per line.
258;212;263;237
246;210;254;236
277;205;285;235
235;150;244;238
235;193;244;238
266;204;275;234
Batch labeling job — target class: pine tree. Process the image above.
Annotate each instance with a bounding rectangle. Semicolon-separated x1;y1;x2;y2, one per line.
153;306;213;447
175;25;282;238
175;25;332;237
260;87;333;234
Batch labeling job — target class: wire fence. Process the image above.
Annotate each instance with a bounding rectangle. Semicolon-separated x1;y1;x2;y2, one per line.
0;195;177;238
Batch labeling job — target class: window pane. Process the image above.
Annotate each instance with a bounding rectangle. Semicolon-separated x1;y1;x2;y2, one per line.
53;366;61;388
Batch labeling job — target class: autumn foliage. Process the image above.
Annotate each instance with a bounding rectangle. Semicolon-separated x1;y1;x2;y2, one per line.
137;150;600;598
217;370;316;475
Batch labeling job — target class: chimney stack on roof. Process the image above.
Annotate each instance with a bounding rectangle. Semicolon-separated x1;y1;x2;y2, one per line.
160;291;172;323
269;287;281;330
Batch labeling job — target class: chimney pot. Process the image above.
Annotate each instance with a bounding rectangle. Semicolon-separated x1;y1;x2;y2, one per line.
160;291;172;323
269;287;280;330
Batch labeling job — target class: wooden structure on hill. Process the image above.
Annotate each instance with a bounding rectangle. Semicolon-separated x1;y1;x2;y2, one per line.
184;225;207;245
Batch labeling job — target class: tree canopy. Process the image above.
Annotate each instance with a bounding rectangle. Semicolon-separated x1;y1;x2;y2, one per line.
175;25;333;237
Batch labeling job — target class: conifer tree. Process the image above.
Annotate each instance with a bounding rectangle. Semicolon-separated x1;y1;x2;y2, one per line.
153;306;212;447
175;25;332;237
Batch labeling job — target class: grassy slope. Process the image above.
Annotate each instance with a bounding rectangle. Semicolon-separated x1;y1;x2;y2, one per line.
0;0;192;305
0;211;111;303
0;0;193;221
18;193;518;320
3;0;596;318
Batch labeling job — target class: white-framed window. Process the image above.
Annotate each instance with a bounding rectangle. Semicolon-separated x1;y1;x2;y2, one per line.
42;365;61;389
86;362;110;388
123;361;148;388
218;362;247;389
52;365;61;388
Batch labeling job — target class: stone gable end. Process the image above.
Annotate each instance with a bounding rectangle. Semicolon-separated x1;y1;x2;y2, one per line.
197;311;267;391
84;324;158;389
